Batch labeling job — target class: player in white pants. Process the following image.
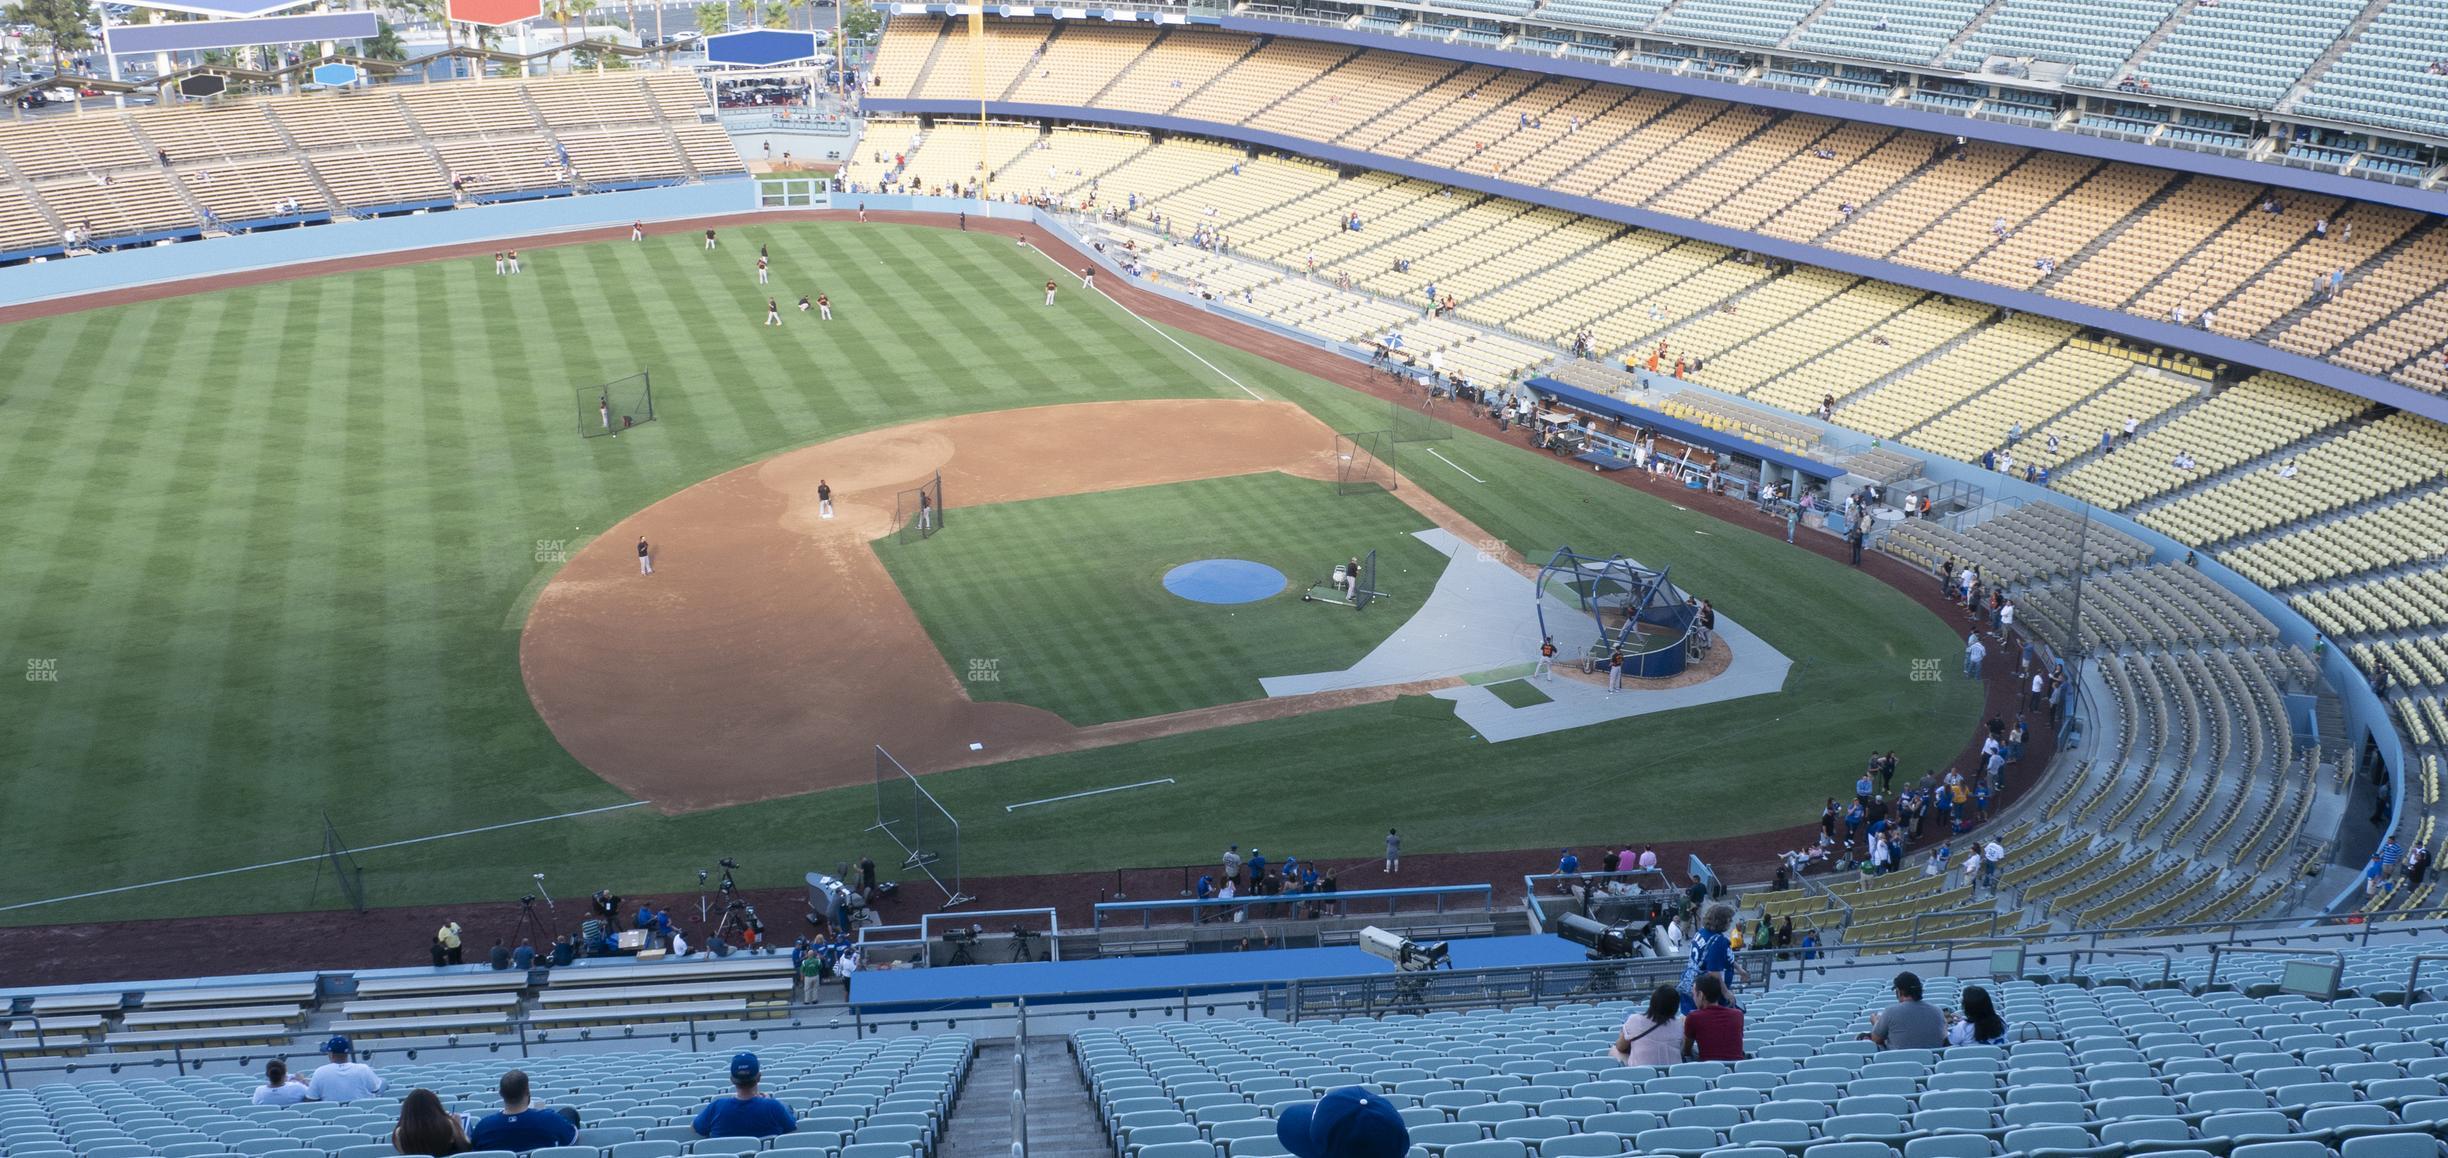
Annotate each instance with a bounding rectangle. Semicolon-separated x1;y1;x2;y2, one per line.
1045;280;1057;306
818;480;833;519
637;537;653;575
818;294;832;320
756;257;769;285
765;299;781;326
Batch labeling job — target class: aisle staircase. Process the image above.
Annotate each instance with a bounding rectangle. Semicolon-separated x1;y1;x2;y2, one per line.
937;1038;1110;1158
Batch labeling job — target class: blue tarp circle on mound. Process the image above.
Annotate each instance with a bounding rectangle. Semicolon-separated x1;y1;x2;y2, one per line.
1163;559;1287;605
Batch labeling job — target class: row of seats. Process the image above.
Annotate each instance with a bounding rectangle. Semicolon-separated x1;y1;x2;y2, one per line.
867;18;2448;393
1079;975;2448;1158
0;1038;971;1158
0;71;738;254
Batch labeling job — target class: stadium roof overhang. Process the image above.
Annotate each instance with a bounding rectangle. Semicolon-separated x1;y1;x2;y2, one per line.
866;96;2448;427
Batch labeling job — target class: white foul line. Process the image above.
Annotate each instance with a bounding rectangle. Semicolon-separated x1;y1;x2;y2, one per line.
1028;244;1264;402
1425;447;1486;483
1005;778;1177;812
0;801;655;913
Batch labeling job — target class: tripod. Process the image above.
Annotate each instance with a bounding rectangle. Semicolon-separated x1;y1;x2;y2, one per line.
1008;930;1036;963
945;937;976;967
508;897;556;950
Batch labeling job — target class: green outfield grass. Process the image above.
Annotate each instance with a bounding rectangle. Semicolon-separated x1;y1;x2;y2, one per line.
874;474;1444;724
0;221;1981;927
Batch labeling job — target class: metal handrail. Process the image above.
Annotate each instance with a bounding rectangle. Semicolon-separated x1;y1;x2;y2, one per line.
2206;944;2344;996
1092;883;1494;929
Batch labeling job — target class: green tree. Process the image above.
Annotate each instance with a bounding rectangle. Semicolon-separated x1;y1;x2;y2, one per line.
838;0;878;43
693;2;726;36
757;0;787;27
360;18;408;62
4;0;96;74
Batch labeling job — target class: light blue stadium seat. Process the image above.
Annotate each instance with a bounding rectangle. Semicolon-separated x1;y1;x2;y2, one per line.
1905;1136;1996;1158
1538;1135;1625;1158
2002;1104;2088;1128
2338;1137;2446;1158
689;1139;764;1156
837;1145;919;1158
1493;1118;1570;1144
1457;1104;1524;1125
1805;1143;1900;1158
2100;1119;2194;1146
1674;1107;1746;1129
1586;1111;1660;1136
1410;1121;1485;1148
1443;1142;1528;1158
2230;1143;2337;1158
1639;1125;1728;1157
609;1144;686;1158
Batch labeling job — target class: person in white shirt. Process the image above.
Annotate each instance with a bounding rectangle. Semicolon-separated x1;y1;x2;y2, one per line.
2278;459;2298;479
306;1036;386;1103
1613;986;1686;1067
1959;849;1984;885
252;1059;311;1106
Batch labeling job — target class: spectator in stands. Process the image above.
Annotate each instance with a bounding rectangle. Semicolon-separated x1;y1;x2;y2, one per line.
1614;985;1685;1066
1277;1085;1409;1158
488;939;511;970
694;1052;798;1139
390;1088;468;1156
511;939;535;970
1947;985;2011;1046
1678;902;1740;1013
1964;633;1986;680
253;1059;310;1106
1867;971;1947;1050
1683;973;1744;1061
307;1036;385;1103
434;921;463;966
469;1070;578;1152
2405;844;2432;889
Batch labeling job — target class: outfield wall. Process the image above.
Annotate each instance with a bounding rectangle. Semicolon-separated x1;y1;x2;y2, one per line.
0;180;758;310
839;194;2405;918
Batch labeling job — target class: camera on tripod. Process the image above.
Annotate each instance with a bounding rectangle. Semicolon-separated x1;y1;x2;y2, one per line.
718;857;740;870
521;894;538;906
941;926;979;944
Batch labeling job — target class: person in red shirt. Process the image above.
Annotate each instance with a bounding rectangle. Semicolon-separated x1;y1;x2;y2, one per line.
1682;972;1744;1061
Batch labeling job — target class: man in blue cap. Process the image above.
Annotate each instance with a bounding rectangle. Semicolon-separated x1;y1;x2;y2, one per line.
692;1052;798;1139
1279;1086;1409;1158
305;1036;386;1103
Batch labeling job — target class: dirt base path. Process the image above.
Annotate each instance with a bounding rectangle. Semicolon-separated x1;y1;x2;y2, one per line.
522;397;1523;813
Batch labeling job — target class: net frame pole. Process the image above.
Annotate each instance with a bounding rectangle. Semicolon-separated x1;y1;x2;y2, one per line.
578;371;655;439
320;810;367;914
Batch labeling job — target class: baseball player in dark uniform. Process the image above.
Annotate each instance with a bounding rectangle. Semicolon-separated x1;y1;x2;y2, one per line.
818;480;834;520
918;489;933;532
637;536;653;575
765;298;781;326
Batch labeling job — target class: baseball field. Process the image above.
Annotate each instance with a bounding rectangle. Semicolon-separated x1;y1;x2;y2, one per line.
0;218;1982;929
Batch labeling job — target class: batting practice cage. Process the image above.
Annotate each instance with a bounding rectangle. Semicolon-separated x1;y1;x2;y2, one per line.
1336;430;1398;495
895;473;946;544
1535;546;1695;678
580;372;655;438
870;745;973;908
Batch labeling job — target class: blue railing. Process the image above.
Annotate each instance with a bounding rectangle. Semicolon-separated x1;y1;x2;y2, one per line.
1092;883;1495;929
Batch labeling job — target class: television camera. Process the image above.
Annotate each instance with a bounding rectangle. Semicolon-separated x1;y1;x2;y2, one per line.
1358;926;1450;1016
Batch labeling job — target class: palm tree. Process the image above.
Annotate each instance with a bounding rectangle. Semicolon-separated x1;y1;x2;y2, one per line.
692;2;725;37
545;0;595;49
